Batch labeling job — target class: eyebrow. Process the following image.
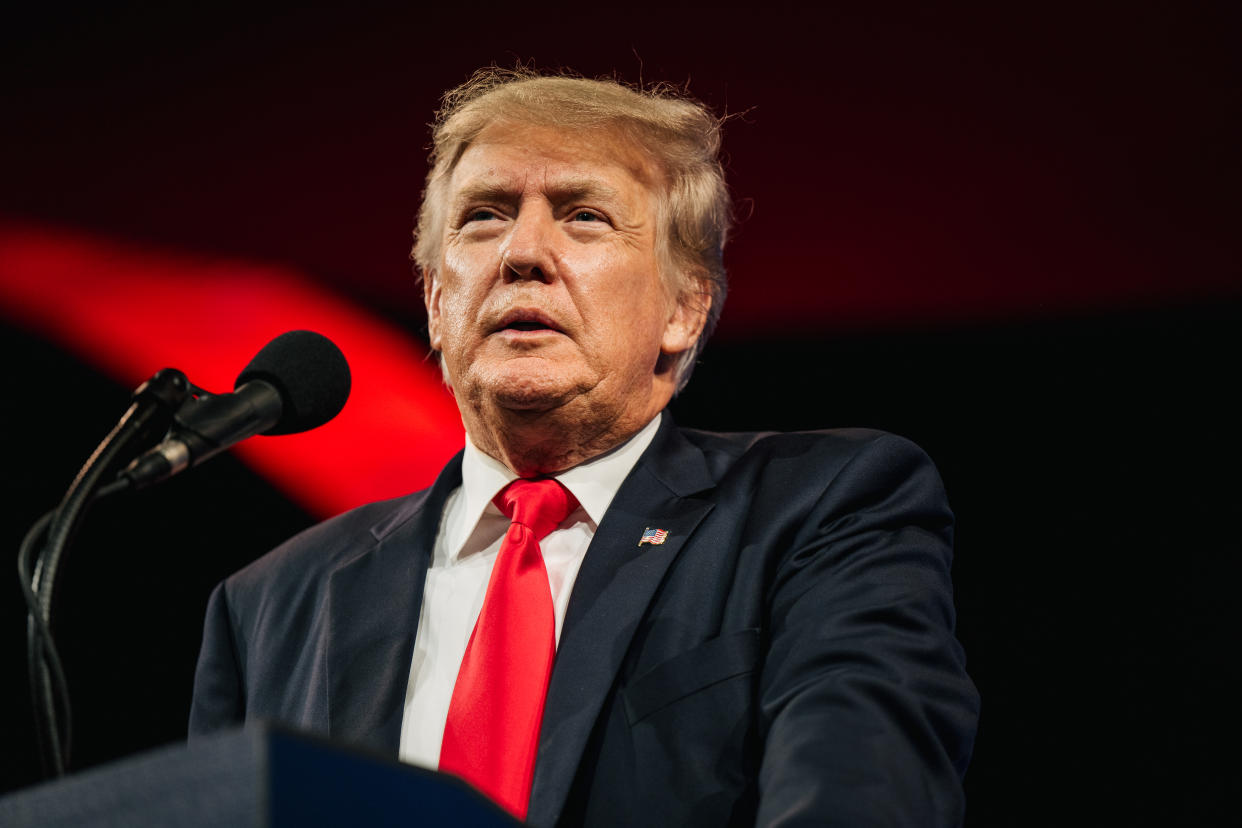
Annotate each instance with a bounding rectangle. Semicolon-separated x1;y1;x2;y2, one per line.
451;177;622;208
546;178;621;203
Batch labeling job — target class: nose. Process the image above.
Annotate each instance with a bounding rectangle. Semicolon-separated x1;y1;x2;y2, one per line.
499;208;557;283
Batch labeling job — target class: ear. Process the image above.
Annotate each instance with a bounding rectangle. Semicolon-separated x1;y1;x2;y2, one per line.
423;269;443;351
660;286;712;356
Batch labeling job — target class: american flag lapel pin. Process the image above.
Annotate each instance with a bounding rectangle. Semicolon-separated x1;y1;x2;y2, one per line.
638;527;669;547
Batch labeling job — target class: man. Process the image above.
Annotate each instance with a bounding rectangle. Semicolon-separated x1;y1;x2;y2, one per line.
190;67;979;826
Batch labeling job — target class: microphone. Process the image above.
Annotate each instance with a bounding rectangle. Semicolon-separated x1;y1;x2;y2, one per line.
121;330;351;490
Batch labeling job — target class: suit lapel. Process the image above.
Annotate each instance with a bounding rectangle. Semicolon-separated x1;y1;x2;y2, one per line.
324;453;463;754
529;416;716;827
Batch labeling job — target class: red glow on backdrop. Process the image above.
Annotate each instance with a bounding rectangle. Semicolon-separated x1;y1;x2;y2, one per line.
0;221;465;518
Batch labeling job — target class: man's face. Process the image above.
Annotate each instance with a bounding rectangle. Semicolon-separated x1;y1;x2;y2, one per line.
425;121;703;440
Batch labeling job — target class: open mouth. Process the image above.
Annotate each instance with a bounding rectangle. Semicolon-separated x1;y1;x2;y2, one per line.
495;310;563;334
505;320;554;332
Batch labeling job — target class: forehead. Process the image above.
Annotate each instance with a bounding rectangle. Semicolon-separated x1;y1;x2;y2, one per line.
447;121;661;201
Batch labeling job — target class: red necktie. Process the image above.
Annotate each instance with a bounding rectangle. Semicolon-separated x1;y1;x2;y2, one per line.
439;477;578;820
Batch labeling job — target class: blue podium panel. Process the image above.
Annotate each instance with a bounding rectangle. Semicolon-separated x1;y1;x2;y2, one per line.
0;723;518;827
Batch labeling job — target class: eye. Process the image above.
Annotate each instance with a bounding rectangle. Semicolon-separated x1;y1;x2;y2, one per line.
571;210;605;223
466;209;499;222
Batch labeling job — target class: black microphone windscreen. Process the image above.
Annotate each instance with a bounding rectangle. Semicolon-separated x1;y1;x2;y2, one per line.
234;330;351;435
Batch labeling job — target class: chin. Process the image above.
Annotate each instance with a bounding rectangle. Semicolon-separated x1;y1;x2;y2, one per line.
476;363;585;413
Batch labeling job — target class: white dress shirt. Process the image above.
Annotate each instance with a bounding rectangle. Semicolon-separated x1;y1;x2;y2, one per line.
398;416;661;770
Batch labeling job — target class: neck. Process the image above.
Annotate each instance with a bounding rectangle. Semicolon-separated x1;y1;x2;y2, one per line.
461;397;666;477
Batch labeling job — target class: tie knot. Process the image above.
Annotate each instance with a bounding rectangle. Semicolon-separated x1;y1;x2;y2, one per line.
493;478;579;541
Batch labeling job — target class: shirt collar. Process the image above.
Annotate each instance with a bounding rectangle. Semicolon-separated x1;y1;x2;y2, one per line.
451;414;662;555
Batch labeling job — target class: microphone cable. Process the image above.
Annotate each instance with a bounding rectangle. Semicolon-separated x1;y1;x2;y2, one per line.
16;369;189;777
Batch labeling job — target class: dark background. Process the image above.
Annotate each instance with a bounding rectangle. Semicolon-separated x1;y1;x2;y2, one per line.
2;2;1238;824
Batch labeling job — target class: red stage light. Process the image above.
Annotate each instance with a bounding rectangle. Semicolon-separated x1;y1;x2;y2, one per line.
0;221;465;518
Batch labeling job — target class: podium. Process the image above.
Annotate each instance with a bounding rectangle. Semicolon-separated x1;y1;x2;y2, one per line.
0;723;519;826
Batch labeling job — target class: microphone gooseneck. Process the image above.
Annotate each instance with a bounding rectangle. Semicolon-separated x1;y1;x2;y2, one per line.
18;330;350;780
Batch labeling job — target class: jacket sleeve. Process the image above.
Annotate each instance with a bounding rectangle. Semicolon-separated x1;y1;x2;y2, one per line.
756;434;979;827
187;579;246;739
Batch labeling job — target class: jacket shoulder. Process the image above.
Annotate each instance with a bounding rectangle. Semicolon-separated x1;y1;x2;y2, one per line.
677;425;936;481
222;488;432;605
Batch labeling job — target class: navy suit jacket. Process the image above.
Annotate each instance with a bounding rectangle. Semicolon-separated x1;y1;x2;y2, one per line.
189;413;979;826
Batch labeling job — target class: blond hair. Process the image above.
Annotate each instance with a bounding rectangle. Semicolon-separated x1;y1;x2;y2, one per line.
411;66;731;391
